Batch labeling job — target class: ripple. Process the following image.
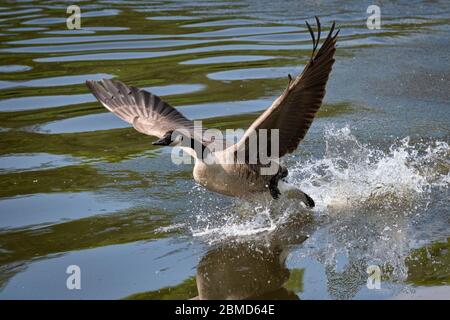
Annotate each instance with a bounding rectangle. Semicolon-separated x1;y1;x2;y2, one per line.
182;18;264;28
0;83;204;112
37;112;127;134
0;64;32;73
88;26;130;31
6;27;47;32
0;238;196;299
22;9;120;25
0;73;113;90
181;25;300;38
44;26;130;35
0;153;80;173
208;66;300;81
181;98;272;120
0;13;45;23
34;44;305;62
147;15;199;21
0;8;42;17
2;39;219;53
22;17;65;25
0;192;131;230
236;32;310;42
9;34;163;45
135;7;188;13
37;98;272;134
9;26;299;46
0;94;93;112
180;55;276;65
82;9;122;18
41;29;97;35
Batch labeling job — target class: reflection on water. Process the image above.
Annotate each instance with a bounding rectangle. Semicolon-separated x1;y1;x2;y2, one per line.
0;0;449;299
195;218;309;300
126;213;312;300
196;241;298;300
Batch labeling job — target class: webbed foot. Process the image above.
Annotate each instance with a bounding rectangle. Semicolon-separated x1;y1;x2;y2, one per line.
269;183;281;199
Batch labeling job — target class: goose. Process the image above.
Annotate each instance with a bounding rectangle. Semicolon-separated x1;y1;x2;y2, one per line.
86;18;339;208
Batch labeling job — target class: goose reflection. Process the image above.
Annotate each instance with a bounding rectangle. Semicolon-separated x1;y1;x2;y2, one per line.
193;214;313;300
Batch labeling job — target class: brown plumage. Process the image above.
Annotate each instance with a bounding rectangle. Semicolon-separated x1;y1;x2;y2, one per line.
234;18;339;159
86;18;339;207
86;79;194;138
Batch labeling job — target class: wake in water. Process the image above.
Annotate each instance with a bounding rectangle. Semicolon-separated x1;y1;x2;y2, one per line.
189;126;448;240
292;126;449;213
183;126;449;293
287;126;449;291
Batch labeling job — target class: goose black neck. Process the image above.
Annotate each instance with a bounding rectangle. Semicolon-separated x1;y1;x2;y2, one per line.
189;137;208;160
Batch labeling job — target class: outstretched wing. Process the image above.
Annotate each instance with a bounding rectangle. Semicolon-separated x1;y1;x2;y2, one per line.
86;79;194;138
233;18;339;160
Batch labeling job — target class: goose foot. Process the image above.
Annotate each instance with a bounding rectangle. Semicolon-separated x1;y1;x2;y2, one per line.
268;166;288;200
302;192;315;208
277;180;315;208
269;182;281;199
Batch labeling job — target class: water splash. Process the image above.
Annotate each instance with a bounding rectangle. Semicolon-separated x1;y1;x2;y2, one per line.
190;192;280;241
289;126;449;288
188;126;449;289
291;126;449;213
191;126;448;240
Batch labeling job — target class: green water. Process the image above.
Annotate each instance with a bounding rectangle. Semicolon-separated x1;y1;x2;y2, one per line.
0;0;449;299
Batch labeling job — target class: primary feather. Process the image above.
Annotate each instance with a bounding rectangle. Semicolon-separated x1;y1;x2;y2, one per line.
233;21;339;160
86;79;194;138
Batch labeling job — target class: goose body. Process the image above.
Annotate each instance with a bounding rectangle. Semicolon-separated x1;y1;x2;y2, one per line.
192;156;274;197
86;18;338;208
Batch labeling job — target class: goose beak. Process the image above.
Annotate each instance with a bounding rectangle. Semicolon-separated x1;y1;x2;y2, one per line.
152;136;171;146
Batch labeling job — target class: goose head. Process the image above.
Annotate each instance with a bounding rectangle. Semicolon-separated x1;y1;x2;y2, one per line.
152;130;185;146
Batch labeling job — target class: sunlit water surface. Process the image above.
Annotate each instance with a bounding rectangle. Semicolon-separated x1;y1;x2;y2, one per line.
0;0;449;299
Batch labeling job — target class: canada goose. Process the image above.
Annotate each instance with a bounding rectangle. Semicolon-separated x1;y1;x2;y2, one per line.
86;18;338;208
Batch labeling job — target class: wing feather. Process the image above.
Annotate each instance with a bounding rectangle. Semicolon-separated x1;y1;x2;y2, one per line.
86;79;193;138
233;19;339;160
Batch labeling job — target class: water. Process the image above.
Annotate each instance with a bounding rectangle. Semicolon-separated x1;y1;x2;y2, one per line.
0;0;449;300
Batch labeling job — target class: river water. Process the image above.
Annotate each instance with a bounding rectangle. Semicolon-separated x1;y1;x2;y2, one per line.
0;0;449;299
